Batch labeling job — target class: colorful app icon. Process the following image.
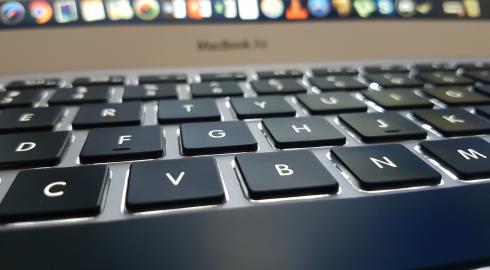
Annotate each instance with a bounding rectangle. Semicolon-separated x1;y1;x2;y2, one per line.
161;0;175;17
223;0;237;18
308;0;331;18
395;0;415;17
213;0;225;15
415;1;431;15
187;0;202;19
442;0;465;17
200;0;212;18
353;0;375;17
260;0;285;19
238;0;259;20
172;0;187;18
81;0;106;22
187;0;212;19
0;1;26;25
464;0;480;18
162;0;187;19
377;0;394;15
286;0;309;19
332;0;352;16
134;0;160;20
29;0;53;24
54;0;78;23
106;0;134;20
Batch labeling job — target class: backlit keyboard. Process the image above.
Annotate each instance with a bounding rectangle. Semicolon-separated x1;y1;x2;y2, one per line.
1;60;490;270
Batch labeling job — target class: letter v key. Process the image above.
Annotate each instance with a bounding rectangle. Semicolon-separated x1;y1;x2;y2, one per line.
166;172;186;186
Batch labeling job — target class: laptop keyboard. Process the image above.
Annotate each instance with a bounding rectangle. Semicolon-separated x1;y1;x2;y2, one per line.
0;60;489;225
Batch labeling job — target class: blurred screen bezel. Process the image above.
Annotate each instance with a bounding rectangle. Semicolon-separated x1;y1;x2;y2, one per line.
1;20;489;74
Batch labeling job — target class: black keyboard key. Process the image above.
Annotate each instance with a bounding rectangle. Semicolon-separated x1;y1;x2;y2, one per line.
200;72;247;82
256;70;303;80
158;99;221;124
80;126;163;163
423;87;490;106
0;131;70;169
190;82;243;98
339;112;427;143
250;79;306;95
413;63;458;72
464;70;490;83
263;116;345;149
297;92;367;114
6;78;59;90
236;150;338;199
476;106;490;119
420;138;490;180
72;102;142;129
0;165;109;223
365;74;424;88
0;90;42;108
311;67;358;76
364;65;409;74
230;96;296;119
332;144;441;190
126;157;225;212
474;84;490;96
180;121;257;155
0;107;64;133
416;72;474;86
72;76;124;87
49;87;110;105
138;74;187;84
363;89;433;110
413;108;490;136
123;84;178;101
309;76;366;91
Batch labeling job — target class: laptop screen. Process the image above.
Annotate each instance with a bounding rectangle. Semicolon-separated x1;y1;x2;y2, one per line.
0;0;487;29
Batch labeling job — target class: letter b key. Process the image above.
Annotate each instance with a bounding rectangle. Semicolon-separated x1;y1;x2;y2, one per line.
236;150;338;199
